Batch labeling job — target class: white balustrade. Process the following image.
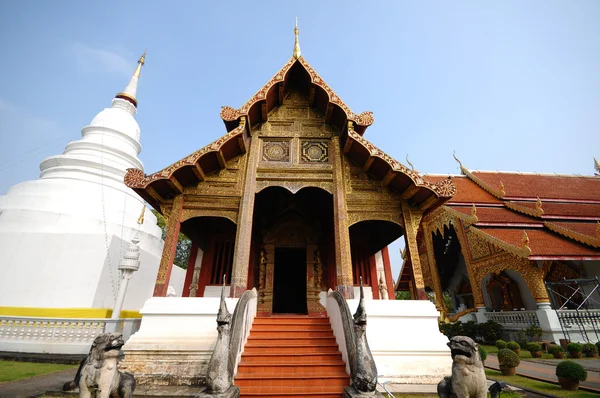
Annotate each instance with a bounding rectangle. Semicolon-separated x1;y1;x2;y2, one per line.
485;311;539;329
0;316;141;354
557;309;600;328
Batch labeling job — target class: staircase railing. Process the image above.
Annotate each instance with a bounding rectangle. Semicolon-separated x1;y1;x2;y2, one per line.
228;288;257;378
327;281;382;397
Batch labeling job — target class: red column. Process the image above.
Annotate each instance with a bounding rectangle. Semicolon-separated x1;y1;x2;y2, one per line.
182;244;198;297
153;195;184;297
382;246;395;300
369;254;380;299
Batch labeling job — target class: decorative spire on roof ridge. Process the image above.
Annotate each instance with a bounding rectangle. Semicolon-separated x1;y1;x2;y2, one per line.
521;230;531;254
406;154;415;171
452;151;465;174
594;156;600;176
293;17;301;59
535;197;544;217
115;50;147;108
499;181;506;196
137;204;146;225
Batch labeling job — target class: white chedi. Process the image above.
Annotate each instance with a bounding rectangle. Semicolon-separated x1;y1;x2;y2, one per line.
0;53;173;311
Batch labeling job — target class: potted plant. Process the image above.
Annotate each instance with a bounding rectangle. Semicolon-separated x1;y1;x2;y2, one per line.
582;343;598;358
498;348;520;376
507;341;521;355
567;342;583;359
526;342;543;358
496;339;507;350
549;344;565;359
556;360;587;390
479;345;487;366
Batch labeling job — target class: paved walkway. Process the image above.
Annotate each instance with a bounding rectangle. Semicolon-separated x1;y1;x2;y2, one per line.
0;367;77;398
486;354;600;392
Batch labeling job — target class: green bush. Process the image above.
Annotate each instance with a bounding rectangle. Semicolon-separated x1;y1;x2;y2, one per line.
525;324;543;341
507;341;520;351
498;348;520;367
515;330;528;348
479;346;487;362
496;339;507;349
596;341;600;352
582;343;598;353
567;342;583;353
477;320;503;343
548;344;565;354
525;342;541;352
556;360;587;381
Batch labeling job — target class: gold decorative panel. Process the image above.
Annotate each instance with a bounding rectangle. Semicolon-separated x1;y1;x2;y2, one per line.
262;140;290;162
301;141;329;163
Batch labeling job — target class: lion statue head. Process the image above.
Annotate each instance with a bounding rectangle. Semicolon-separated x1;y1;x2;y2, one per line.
89;331;125;362
447;335;480;365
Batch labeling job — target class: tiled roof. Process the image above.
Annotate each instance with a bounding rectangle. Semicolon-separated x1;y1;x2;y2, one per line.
452;206;540;225
509;201;600;219
470;171;600;201
426;175;502;204
477;227;600;257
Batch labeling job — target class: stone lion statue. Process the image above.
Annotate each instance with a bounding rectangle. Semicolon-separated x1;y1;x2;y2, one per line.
438;336;486;398
63;332;135;397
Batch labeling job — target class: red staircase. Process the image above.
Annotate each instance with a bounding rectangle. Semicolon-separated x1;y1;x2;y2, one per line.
235;315;350;397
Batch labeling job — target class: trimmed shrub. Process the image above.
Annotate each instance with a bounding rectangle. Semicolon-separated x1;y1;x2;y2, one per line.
496;339;507;350
507;341;520;351
556;360;587;381
548;344;565;355
582;343;598;354
526;342;541;353
477;320;503;343
498;348;520;367
525;324;543;341
479;346;487;362
567;342;583;353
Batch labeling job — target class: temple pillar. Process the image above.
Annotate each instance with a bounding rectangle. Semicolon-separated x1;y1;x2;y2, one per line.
182;243;198;297
230;121;258;298
401;200;427;300
525;265;551;306
382;246;395;299
423;225;447;312
153;194;184;297
332;132;353;298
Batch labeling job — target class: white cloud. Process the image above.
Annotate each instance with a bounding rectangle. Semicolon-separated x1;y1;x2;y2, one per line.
73;43;132;77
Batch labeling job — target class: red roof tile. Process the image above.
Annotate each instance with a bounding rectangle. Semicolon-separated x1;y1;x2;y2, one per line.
470;172;600;202
477;227;600;257
426;175;502;204
509;201;600;219
451;206;540;224
551;222;599;240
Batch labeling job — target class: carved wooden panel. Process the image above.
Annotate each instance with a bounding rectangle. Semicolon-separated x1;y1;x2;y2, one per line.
301;141;329;163
262;140;290;163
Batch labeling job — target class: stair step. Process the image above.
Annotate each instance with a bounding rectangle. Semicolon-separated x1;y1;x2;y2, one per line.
240;353;343;364
236;374;349;387
247;337;336;345
239;385;345;397
252;324;333;331
237;363;346;374
253;317;330;325
249;330;334;338
243;346;340;355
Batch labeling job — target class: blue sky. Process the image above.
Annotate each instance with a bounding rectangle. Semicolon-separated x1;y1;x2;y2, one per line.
1;1;599;280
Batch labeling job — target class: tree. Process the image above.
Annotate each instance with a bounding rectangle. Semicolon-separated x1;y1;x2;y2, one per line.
151;210;191;269
396;291;410;300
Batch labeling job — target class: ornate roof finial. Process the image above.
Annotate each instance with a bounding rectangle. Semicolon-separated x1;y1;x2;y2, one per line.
293;17;301;59
115;50;147;108
137;204;146;225
535;197;544;217
594;157;600;175
453;151;465;174
471;204;478;219
406;154;415;171
596;222;600;241
499;181;506;196
521;231;531;251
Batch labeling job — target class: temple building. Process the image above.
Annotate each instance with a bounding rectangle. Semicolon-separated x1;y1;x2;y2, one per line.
397;156;600;342
0;53;184;314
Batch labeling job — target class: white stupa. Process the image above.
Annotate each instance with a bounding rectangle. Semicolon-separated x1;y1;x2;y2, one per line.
0;52;172;312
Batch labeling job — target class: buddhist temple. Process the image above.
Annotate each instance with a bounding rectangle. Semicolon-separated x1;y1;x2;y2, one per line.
397;154;600;342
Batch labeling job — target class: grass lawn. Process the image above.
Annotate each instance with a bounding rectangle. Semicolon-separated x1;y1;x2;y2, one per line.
0;360;76;383
485;369;597;398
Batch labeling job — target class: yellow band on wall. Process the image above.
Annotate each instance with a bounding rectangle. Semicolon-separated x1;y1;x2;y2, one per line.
0;307;141;318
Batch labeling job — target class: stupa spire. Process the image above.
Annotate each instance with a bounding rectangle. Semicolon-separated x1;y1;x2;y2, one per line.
115;50;146;108
293;18;301;59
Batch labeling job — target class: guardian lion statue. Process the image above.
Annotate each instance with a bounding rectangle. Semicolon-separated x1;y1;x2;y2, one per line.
437;336;486;398
63;332;135;397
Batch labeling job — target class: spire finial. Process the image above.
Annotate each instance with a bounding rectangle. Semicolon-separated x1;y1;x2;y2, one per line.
293;17;301;59
137;204;146;225
115;50;147;108
594;157;600;175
